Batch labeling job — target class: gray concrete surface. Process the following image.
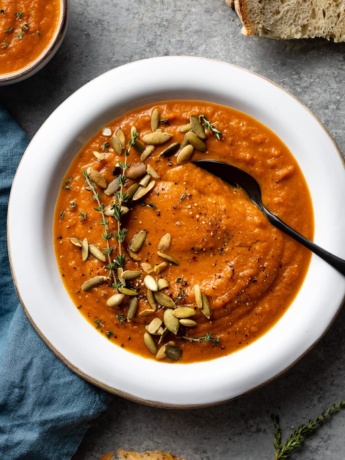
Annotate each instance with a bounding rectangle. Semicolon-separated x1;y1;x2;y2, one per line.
2;1;345;459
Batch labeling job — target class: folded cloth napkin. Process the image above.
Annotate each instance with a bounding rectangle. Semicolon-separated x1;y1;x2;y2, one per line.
0;105;113;459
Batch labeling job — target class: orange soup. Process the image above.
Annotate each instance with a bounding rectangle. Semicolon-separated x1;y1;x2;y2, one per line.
54;101;314;363
0;0;61;75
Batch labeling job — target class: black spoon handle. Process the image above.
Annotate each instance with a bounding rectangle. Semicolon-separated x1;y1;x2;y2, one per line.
263;207;345;276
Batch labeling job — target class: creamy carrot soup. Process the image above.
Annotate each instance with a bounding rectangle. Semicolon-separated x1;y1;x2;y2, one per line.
54;101;314;363
0;0;61;75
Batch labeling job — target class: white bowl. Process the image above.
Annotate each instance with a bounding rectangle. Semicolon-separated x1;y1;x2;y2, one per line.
8;57;345;407
0;0;68;85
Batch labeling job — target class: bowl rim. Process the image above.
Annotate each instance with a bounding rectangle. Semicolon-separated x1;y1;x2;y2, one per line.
7;56;345;407
0;0;68;84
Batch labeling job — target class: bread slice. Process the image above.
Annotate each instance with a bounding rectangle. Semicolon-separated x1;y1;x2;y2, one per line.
100;450;187;460
231;0;345;42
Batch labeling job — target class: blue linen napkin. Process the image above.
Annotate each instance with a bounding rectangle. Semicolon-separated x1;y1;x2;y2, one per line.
0;105;113;459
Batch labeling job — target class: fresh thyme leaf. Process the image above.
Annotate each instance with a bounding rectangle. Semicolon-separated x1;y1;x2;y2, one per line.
0;9;6;14
114;228;128;243
102;233;112;241
174;287;186;303
5;27;13;33
160;118;169;124
15;11;24;19
94;318;104;329
22;22;29;31
106;331;114;339
79;211;87;221
69;201;76;208
62;177;73;190
180;193;187;201
100;141;110;150
1;40;9;49
103;248;113;255
183;332;220;346
199;114;223;140
272;400;345;460
114;254;125;268
59;210;65;219
116;314;126;324
129;130;139;147
15;31;24;40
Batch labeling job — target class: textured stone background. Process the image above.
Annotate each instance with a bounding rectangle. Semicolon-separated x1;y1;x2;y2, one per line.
1;1;345;459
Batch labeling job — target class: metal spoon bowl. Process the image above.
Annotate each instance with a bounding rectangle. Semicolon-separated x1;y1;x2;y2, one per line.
193;159;345;276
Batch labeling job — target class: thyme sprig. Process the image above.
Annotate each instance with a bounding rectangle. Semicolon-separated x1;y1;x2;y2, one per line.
199;114;223;140
183;332;220;346
83;170;116;284
272;400;345;459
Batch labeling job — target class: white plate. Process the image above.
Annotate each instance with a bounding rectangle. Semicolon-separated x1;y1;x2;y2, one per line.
8;57;345;407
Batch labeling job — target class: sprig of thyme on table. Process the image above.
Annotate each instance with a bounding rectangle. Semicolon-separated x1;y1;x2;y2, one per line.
272;400;345;459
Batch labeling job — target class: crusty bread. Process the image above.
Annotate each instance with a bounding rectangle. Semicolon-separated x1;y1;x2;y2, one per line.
100;450;186;460
230;0;345;42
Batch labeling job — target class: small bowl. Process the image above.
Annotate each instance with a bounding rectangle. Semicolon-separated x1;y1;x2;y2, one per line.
0;0;68;85
7;57;345;407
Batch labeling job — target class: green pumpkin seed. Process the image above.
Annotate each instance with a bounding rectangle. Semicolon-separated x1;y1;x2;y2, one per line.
117;267;125;286
118;287;138;296
163;309;180;335
127;248;141;261
190;115;206;140
146;289;157;310
111;134;123;155
81;238;89;261
81;275;108;291
157;233;171;251
151;107;161;132
179;319;197;327
144;332;158;355
157;251;179;265
87;167;108;189
160;142;180;158
127;297;138;321
154;291;175;308
156;343;168;360
194;284;203;309
89;244;106;262
141;262;153;273
70;237;82;247
139;174;151;187
126;162;147;180
179;123;192;133
116;128;126;148
173;307;196;319
133;139;146;154
157;278;169;290
132;180;155;201
146;317;163;334
176;144;194;164
180;133;190;150
106;293;125;307
129;230;147;252
104;177;120;196
142;132;172;145
201;292;211;319
140;145;155;161
102;127;112;137
121;270;142;280
146;164;160;179
186;131;207;152
165;343;182;361
93;151;106;161
125;183;140;201
144;275;158;291
138;308;156;317
153;261;169;274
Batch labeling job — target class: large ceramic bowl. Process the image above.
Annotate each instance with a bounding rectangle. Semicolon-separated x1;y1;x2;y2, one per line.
7;57;345;407
0;0;68;85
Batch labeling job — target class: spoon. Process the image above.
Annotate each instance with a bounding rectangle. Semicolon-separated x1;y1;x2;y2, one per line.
193;159;345;276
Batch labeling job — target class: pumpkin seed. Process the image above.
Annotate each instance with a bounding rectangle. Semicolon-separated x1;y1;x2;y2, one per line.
106;293;125;307
141;262;153;273
146;289;157;310
117;267;125;286
154;291;175;308
125;183;140;201
104;177;120;196
142;132;172;145
157;278;169;290
179;318;197;327
156;340;176;360
127;248;141;261
93;151;106;161
186;131;207;152
81;238;88;261
153;261;169;274
180;133;190;150
104;204;128;217
121;270;142;280
138;308;156;317
81;275;108;291
151;107;161;132
129;230;147;252
89;244;106;262
102;127;112;137
140;145;155;161
127;297;138;321
157;251;179;265
179;123;192;133
146;317;163;334
201;292;211;319
118;287;138;296
144;332;158;354
157;233;171;251
133;139;146;154
111;134;123;155
87;167;108;189
70;237;82;247
176;144;194;164
132;180;155;201
163;309;180;335
126;162;147;180
165;343;182;361
139;173;151;187
131;126;138;138
190;115;206;140
144;274;158;291
194;284;203;309
116;128;126;148
146;164;160;179
160;142;180;158
173;307;196;318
